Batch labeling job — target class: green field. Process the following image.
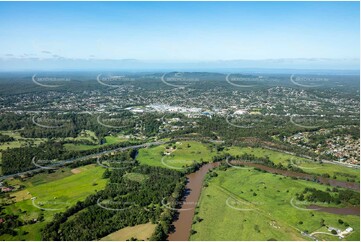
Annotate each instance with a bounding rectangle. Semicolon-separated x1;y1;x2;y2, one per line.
137;141;218;170
0;130;46;151
0;164;107;241
123;172;149;183
104;135;128;145
190;167;360;241
136;142;359;179
0;129;127;152
226;146;360;182
8;168;75;188
63;133;128;151
63;130;98;143
1;139;359;240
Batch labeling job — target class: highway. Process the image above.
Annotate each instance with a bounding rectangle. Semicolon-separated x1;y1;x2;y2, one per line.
1;140;358;181
0;141;165;181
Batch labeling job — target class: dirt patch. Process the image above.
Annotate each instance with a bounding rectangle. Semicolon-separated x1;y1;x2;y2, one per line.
12;189;32;202
100;223;156;241
164;147;176;156
71;168;82;174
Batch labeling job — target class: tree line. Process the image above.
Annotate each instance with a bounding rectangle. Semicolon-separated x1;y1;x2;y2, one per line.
297;187;360;206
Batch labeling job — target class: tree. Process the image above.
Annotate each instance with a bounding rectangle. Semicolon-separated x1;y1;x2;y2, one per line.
102;169;111;179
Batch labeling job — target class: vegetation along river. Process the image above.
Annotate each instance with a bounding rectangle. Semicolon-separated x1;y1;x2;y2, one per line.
168;162;220;241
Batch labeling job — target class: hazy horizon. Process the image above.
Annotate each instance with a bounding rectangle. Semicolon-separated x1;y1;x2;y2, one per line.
0;58;359;72
0;1;359;71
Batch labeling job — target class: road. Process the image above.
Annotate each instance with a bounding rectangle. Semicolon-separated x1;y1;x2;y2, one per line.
0;141;165;181
310;232;339;237
1;140;358;181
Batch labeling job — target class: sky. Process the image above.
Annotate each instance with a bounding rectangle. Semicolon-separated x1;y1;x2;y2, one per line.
0;1;359;70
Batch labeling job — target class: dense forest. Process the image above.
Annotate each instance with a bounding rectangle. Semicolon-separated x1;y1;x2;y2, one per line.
0;134;14;142
0;111;162;140
1;140;142;175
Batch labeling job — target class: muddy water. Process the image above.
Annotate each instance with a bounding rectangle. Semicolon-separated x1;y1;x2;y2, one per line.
232;161;360;192
307;205;360;216
168;162;220;241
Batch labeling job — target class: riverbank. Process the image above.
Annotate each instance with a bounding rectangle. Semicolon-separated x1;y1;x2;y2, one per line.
230;160;360;191
167;162;220;241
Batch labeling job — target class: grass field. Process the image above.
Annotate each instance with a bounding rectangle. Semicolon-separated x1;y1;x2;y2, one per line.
0;130;46;151
104;134;128;145
124;172;149;183
226;146;360;182
100;223;156;241
137;141;218;170
0;129;128;152
63;130;98;143
190;167;360;241
0;164;107;241
63;133;128;151
136;143;359;180
0;140;359;241
27;165;105;208
8;168;74;188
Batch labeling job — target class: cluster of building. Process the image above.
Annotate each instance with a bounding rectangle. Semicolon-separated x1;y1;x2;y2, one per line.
0;182;15;192
124;104;215;118
322;136;360;164
327;226;353;239
286;129;360;165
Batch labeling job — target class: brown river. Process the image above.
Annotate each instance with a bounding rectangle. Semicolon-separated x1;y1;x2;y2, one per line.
232;161;360;192
167;161;359;240
307;205;360;216
167;162;220;241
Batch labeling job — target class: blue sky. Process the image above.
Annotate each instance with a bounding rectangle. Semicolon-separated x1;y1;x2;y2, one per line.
0;1;359;70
